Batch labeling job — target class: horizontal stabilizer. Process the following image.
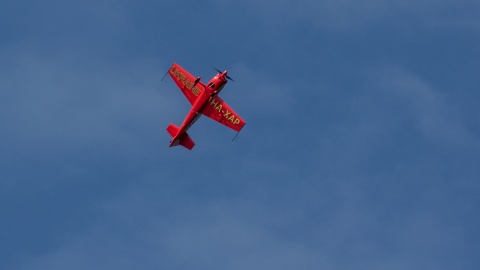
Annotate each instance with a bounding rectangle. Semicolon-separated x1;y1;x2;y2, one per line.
167;123;180;138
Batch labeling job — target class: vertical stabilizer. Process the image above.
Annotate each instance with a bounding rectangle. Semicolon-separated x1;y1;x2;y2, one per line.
178;133;195;150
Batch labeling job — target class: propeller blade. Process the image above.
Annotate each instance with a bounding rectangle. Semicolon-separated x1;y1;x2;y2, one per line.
213;67;234;82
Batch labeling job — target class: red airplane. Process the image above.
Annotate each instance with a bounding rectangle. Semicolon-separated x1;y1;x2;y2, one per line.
164;63;246;150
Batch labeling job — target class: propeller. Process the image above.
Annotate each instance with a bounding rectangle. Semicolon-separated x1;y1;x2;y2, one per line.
214;67;234;82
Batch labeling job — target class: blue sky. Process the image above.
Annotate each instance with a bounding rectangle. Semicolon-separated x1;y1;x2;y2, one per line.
1;0;479;269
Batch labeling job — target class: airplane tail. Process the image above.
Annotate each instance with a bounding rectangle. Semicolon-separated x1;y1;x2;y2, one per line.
166;123;195;150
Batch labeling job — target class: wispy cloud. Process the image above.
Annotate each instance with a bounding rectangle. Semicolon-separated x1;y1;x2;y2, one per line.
371;65;479;149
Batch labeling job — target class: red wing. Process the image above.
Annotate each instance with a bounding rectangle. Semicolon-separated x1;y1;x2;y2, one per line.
201;96;246;132
168;63;205;105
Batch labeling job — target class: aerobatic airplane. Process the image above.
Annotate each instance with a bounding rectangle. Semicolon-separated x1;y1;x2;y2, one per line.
164;63;245;150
